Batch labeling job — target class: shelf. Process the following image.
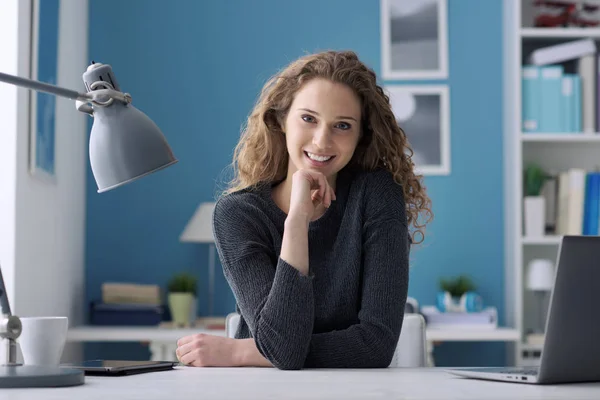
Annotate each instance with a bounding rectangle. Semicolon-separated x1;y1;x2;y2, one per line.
521;236;562;245
521;133;600;142
521;28;600;39
425;327;520;342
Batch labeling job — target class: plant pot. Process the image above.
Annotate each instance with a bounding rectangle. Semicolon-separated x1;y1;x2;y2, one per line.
168;292;194;327
524;196;546;237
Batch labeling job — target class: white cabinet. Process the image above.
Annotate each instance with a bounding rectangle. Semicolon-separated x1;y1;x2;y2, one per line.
504;0;600;366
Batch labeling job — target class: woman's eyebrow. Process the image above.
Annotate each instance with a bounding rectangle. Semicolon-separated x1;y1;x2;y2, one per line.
298;108;358;122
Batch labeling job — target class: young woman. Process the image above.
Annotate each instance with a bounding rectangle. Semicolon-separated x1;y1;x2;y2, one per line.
176;50;432;370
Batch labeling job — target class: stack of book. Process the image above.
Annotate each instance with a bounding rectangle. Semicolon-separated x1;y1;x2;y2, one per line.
420;306;498;330
522;39;598;133
101;282;162;305
90;282;164;326
541;168;600;236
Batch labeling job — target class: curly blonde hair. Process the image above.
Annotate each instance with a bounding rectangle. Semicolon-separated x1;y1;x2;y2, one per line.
224;50;432;243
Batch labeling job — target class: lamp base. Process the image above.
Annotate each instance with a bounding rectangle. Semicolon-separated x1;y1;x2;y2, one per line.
0;365;84;388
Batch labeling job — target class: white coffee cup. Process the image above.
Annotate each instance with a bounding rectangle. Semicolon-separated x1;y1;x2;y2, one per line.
18;316;68;366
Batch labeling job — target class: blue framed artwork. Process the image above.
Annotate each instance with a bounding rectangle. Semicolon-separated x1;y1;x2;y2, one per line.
29;0;60;180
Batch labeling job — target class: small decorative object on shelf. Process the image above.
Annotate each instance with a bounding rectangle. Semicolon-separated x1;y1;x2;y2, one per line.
167;272;198;328
526;259;555;333
436;275;483;313
523;163;550;237
532;0;600;28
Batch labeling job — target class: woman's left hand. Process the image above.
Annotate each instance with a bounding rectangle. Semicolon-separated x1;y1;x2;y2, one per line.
176;333;240;367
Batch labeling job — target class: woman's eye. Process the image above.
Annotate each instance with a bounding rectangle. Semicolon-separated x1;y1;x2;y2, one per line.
336;122;351;130
301;115;315;123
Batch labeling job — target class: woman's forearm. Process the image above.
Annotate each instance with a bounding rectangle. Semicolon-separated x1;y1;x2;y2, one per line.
280;214;310;275
235;338;274;367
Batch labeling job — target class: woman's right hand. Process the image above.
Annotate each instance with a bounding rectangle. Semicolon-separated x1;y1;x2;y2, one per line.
289;169;336;222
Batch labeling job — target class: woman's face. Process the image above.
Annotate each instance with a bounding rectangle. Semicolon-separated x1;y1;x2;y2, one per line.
283;78;362;182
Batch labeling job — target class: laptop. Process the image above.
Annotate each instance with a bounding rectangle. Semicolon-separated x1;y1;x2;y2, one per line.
63;360;178;376
447;235;600;384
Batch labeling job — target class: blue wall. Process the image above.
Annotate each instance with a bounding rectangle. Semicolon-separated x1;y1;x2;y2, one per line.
86;0;505;366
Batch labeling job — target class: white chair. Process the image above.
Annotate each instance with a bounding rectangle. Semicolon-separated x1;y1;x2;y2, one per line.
225;312;241;339
225;312;427;368
388;314;427;367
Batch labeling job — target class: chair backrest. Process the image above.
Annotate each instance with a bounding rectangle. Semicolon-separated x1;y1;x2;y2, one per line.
226;312;240;338
388;313;427;368
225;312;427;368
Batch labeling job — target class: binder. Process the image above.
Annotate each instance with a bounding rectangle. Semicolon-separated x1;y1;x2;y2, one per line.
539;65;563;133
522;65;540;132
561;74;575;132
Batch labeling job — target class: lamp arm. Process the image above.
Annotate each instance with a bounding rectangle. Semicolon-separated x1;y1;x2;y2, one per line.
0;71;91;102
0;71;132;116
0;267;11;317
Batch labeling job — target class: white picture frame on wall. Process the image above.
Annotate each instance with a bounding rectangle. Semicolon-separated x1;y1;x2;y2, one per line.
385;85;450;176
380;0;448;80
29;0;61;181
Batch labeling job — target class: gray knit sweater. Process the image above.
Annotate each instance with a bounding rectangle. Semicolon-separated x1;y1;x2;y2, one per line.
212;167;410;370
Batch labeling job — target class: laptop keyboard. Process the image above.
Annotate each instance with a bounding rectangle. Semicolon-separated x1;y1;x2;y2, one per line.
464;367;539;375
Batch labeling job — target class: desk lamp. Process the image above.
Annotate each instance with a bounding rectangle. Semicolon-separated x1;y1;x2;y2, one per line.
0;62;178;387
526;258;555;334
180;202;216;316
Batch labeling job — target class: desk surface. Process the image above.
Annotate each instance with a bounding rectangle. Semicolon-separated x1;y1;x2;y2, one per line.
3;367;600;399
66;325;520;342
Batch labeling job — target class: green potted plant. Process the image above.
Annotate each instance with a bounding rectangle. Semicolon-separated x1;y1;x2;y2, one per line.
167;272;198;327
523;163;549;237
438;275;482;313
440;275;476;298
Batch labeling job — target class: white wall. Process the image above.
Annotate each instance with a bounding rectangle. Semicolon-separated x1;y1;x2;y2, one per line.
0;0;19;313
0;0;88;362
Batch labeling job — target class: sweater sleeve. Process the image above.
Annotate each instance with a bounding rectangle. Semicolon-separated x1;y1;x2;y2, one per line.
304;170;410;368
212;194;315;370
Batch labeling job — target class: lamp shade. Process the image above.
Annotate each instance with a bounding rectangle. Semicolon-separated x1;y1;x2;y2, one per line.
526;259;555;291
81;61;177;193
89;102;177;193
180;202;216;243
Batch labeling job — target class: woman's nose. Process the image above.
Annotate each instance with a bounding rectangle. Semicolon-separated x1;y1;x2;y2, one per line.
313;127;333;149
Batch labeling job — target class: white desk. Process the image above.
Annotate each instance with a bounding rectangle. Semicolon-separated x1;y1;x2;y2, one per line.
67;325;520;364
3;367;600;399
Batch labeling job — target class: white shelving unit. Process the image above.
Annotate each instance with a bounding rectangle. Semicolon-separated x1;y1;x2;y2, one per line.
504;1;600;366
521;27;600;39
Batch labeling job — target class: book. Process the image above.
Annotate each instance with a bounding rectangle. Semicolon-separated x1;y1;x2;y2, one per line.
529;39;596;66
579;54;596;132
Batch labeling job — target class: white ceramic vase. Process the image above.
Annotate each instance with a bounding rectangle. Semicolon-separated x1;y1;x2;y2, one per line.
524;196;545;237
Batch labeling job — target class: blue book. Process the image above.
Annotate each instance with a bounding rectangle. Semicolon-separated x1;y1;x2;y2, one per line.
561;74;576;132
539;65;564;132
573;75;582;132
522;65;541;132
583;172;600;235
90;301;164;326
